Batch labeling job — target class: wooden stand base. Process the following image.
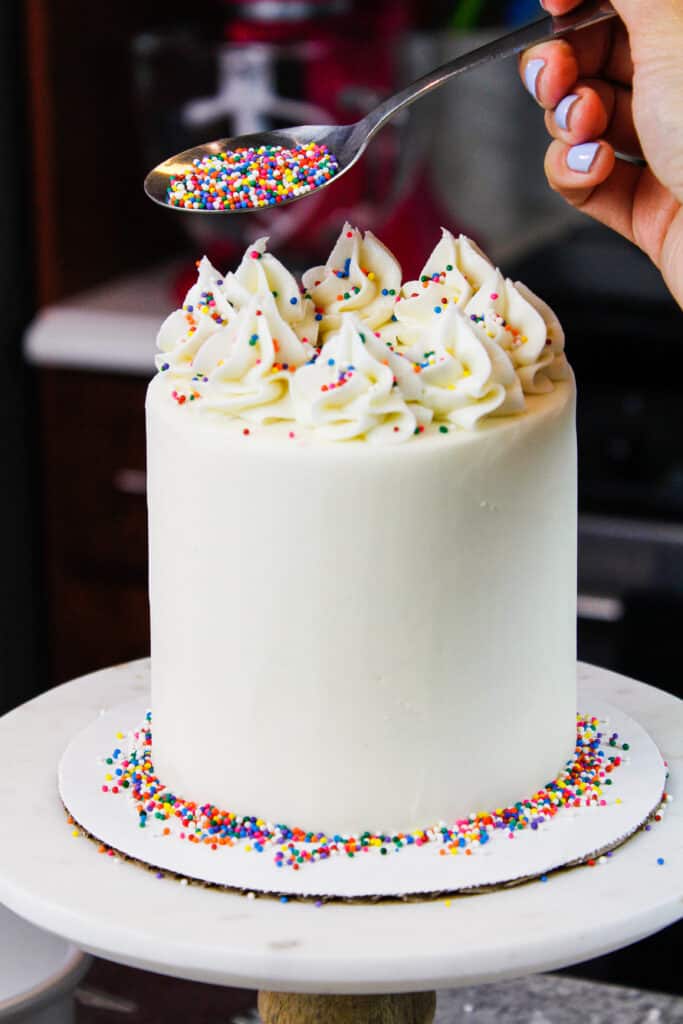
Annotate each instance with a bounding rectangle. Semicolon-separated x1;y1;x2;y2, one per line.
258;990;436;1023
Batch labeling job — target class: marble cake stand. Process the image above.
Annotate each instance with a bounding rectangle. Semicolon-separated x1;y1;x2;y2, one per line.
0;662;681;1024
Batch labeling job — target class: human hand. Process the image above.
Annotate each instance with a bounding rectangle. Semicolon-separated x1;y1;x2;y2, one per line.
520;0;683;308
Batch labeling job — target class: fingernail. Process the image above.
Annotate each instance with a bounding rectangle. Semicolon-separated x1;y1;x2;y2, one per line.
555;94;579;131
524;59;545;99
567;142;601;173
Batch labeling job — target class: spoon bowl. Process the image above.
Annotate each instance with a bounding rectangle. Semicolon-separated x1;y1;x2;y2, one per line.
144;124;364;214
144;0;616;214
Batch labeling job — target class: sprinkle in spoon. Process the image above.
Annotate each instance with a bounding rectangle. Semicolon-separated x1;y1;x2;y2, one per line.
144;0;616;214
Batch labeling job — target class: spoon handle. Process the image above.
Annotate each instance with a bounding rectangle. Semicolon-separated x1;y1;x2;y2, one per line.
359;0;616;148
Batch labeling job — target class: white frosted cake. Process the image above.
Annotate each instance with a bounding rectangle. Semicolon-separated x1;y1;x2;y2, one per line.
146;225;576;836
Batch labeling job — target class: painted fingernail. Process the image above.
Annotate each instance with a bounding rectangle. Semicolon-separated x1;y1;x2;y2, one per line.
524;59;546;100
555;94;579;131
567;142;601;173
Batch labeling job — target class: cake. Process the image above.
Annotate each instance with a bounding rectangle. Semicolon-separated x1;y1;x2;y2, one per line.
146;225;576;837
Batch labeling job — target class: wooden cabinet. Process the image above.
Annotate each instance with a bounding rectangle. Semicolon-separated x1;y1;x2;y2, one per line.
39;369;150;683
24;1;194;682
25;0;191;306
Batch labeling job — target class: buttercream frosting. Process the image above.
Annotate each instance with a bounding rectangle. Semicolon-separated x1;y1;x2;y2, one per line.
389;229;570;396
290;317;423;443
155;227;569;440
301;223;402;335
146;374;578;833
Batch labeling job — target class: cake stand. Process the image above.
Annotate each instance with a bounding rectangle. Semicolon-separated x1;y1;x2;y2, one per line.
0;662;680;1024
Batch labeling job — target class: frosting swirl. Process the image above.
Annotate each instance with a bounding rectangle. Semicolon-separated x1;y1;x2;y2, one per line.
400;306;524;429
302;224;402;335
291;316;419;443
193;292;314;421
222;236;319;347
385;232;492;347
156;256;234;376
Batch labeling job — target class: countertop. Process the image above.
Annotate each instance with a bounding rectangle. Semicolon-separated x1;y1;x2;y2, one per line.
434;975;683;1023
24;263;180;375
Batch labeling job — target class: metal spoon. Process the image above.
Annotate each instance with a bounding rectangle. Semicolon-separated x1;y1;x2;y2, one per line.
144;0;616;214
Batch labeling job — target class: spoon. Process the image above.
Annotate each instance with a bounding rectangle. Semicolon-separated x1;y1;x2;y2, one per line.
144;0;616;214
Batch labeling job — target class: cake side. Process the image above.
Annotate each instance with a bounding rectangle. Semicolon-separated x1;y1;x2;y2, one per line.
147;372;577;835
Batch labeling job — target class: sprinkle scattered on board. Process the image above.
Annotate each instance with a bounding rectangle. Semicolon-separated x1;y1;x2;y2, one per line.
166;143;340;211
69;768;673;899
97;714;633;873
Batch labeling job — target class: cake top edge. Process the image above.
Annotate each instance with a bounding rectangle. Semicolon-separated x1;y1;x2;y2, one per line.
155;224;570;444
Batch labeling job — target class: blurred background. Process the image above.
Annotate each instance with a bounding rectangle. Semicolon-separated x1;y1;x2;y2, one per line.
1;0;681;1020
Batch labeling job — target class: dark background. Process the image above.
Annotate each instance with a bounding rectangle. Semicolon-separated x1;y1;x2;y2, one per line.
0;1;41;714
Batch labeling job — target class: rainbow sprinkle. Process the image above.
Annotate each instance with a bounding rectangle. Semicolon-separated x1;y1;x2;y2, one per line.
166;143;340;211
101;715;628;871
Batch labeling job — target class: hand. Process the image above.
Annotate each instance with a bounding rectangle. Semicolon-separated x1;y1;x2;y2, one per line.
520;0;683;309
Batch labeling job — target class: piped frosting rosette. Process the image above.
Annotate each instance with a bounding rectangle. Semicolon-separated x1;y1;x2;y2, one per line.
466;270;570;395
155;239;318;381
390;229;492;340
156;256;234;376
389;229;569;395
397;307;524;430
192;292;315;422
290;315;426;443
302;223;402;335
222;236;319;348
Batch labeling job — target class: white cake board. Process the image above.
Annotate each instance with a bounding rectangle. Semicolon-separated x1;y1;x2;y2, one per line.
57;686;667;899
0;660;680;996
